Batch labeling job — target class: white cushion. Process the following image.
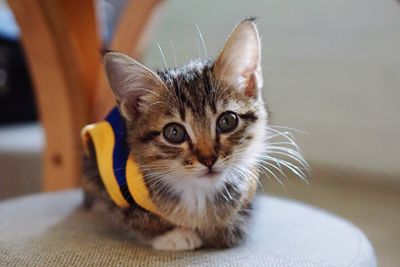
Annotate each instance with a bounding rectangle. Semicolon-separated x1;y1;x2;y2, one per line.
0;190;376;266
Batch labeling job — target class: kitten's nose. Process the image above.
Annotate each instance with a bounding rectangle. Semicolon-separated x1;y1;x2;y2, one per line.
198;153;218;168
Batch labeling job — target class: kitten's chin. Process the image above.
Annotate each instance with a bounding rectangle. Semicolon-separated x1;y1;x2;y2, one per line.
152;167;251;229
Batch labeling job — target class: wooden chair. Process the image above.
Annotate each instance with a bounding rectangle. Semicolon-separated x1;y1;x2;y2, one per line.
8;0;163;191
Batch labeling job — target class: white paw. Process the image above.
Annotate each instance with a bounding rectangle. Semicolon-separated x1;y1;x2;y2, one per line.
151;228;203;251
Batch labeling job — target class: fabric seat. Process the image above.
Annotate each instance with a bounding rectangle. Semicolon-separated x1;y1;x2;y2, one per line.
0;190;376;266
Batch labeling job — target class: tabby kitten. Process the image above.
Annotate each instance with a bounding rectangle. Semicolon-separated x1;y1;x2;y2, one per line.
83;18;268;250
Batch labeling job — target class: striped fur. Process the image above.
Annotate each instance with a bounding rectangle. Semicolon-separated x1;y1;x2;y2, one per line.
83;18;268;250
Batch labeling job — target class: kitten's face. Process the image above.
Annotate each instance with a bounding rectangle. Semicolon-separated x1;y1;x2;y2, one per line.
130;60;266;189
105;19;267;225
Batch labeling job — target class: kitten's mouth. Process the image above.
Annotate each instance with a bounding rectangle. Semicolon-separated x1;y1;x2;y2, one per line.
200;169;220;178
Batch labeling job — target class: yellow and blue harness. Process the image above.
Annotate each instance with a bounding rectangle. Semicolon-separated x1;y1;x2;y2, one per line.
81;107;162;216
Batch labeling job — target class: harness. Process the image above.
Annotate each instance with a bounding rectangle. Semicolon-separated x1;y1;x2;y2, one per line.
81;107;161;216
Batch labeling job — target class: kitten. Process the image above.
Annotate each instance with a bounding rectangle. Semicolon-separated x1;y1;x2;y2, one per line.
83;18;268;251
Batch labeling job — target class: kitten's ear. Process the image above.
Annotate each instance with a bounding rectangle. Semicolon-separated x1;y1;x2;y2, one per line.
104;52;165;121
214;18;263;98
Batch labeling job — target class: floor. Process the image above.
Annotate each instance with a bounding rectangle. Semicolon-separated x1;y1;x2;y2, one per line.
262;165;400;267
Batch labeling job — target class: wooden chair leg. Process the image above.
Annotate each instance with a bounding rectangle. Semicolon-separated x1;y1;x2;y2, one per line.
9;0;98;191
9;0;163;190
92;0;164;121
59;0;101;105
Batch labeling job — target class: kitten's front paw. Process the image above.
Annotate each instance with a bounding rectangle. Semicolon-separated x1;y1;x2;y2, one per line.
151;228;203;251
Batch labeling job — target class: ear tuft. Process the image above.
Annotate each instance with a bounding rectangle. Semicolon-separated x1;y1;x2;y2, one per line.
104;52;165;121
214;19;263;98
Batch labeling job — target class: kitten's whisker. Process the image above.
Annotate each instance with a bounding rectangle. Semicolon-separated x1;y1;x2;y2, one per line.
195;24;208;59
146;175;174;198
231;165;255;185
142;170;172;176
145;170;174;179
265;149;309;170
148;181;169;193
141;165;171;170
237;166;265;192
266;145;308;163
247;169;265;192
195;39;203;60
266;129;308;169
257;160;287;179
268;157;309;183
149;180;170;196
156;42;168;69
153;179;176;200
267;141;300;148
269;125;309;134
260;148;309;182
266;134;300;151
255;163;284;186
265;161;287;179
219;184;231;203
224;184;233;200
140;163;175;169
267;127;299;146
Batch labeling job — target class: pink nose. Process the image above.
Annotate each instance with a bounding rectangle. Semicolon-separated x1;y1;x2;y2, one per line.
198;154;218;168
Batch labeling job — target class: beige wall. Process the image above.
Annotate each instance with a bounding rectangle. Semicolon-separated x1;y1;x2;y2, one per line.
145;0;400;179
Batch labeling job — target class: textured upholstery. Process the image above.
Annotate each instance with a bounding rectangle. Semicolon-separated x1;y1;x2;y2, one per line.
0;190;376;266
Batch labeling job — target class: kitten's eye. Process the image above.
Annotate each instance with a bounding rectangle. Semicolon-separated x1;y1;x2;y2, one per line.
217;111;239;133
163;123;187;144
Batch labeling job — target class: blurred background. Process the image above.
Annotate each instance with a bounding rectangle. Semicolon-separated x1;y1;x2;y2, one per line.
0;0;399;266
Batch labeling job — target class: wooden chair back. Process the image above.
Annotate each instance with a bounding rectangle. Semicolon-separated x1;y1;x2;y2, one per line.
9;0;163;191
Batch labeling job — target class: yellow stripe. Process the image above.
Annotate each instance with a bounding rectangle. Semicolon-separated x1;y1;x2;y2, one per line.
81;123;130;208
126;159;162;216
